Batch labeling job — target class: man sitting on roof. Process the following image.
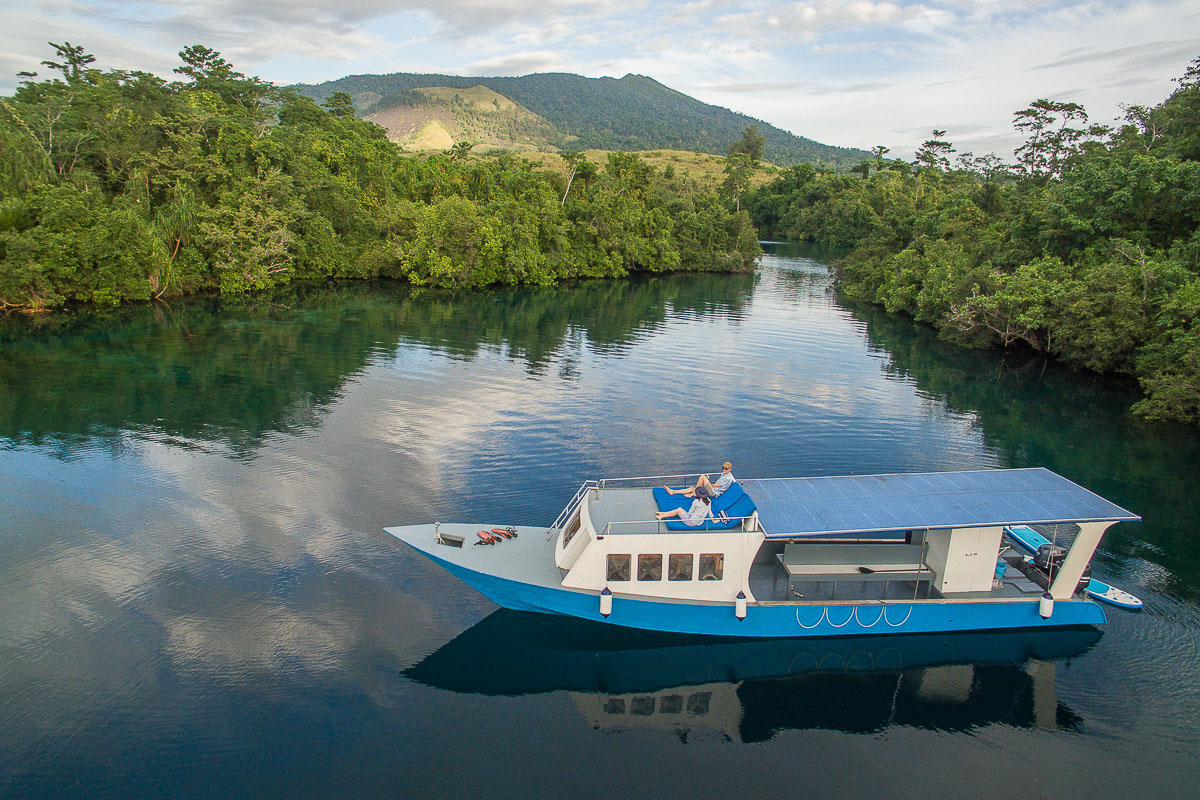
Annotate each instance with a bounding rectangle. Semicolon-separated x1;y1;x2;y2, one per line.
655;486;713;527
665;461;736;498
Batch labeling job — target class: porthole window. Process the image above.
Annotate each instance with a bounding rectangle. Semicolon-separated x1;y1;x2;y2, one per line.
638;554;662;581
699;553;724;581
668;554;693;581
607;554;631;582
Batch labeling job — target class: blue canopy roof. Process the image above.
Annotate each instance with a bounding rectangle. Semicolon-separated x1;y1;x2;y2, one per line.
741;468;1139;538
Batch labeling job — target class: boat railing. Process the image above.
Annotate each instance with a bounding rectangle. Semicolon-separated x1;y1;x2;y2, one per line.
599;514;757;536
548;480;598;539
596;473;716;491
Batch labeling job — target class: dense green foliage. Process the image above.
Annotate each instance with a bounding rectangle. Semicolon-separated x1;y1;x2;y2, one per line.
745;59;1200;424
0;45;760;311
295;72;871;167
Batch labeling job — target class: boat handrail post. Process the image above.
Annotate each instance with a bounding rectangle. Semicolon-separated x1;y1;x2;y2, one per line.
914;538;929;600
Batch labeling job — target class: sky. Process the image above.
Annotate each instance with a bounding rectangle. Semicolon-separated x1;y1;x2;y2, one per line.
2;1;1199;159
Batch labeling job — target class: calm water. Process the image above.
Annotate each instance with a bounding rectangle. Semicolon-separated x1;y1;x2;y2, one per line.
2;243;1199;798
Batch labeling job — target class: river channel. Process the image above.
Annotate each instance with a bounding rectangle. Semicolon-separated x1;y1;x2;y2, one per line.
2;243;1198;797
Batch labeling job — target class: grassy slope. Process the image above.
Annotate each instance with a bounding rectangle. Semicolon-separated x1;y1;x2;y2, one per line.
520;149;777;192
363;84;560;152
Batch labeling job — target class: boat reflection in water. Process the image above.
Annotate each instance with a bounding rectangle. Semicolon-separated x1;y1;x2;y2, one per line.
406;610;1099;742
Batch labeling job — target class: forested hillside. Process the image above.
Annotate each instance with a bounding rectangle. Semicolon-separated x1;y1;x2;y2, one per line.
746;57;1200;424
295;72;870;167
0;44;760;311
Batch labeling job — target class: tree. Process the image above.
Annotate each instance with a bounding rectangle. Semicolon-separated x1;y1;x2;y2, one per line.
322;91;356;118
152;188;202;298
721;152;753;212
871;145;890;173
728;125;766;165
200;171;302;292
914;130;954;171
174;45;240;85
560;151;596;205
450;140;474;161
1119;104;1164;153
1012;99;1106;179
40;42;95;84
957;152;1008;179
173;45;268;110
944;257;1072;352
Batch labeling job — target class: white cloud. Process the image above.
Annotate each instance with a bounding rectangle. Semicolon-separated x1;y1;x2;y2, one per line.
459;49;568;76
2;0;1197;158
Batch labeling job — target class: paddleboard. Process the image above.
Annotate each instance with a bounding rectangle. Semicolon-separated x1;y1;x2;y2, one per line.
1004;525;1143;610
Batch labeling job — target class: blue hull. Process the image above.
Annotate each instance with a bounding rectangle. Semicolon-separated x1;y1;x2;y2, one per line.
419;548;1108;638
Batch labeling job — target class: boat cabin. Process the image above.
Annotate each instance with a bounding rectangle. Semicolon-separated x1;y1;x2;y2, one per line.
551;468;1140;607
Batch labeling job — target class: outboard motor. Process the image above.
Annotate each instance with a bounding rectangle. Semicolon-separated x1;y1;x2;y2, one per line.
1034;543;1092;593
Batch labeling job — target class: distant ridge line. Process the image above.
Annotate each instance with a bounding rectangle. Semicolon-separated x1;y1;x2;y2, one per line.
293;71;870;167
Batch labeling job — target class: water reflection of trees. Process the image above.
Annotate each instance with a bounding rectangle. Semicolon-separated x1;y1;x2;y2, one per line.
0;273;754;454
847;297;1200;594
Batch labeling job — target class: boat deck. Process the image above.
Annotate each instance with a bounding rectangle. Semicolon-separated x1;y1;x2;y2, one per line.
589;486;730;536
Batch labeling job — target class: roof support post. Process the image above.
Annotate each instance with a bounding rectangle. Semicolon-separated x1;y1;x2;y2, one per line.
1049;521;1112;600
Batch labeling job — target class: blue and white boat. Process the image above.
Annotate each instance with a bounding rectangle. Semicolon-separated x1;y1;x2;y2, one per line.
385;467;1142;638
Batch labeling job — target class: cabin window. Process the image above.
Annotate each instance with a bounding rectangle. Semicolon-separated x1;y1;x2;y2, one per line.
668;554;693;581
603;698;625;715
660;695;683;714
638;554;662;581
687;692;712;714
606;554;631;582
698;553;724;581
631;696;655;716
562;511;582;547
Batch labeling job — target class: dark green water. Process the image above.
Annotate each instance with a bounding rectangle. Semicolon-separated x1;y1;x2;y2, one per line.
2;243;1199;798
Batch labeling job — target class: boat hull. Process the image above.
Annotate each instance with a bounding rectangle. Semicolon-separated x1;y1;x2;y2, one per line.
406;535;1107;638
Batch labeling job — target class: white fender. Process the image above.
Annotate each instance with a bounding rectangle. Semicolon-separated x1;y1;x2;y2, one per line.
735;591;747;621
1039;592;1054;619
600;586;613;617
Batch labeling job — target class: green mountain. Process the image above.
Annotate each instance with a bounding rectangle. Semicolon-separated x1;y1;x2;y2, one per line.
294;72;870;167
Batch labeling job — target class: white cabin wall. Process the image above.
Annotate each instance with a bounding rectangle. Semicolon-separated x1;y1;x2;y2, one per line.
561;531;764;602
554;491;596;570
924;526;1004;593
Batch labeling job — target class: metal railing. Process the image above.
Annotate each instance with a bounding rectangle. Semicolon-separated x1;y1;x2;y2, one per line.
596;473;716;491
548;480;597;539
599;513;757;536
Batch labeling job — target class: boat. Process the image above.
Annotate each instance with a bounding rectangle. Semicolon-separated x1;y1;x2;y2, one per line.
384;467;1142;638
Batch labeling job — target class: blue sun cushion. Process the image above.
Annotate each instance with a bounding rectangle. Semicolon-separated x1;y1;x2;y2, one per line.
710;481;746;513
652;487;693;512
660;487;758;531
